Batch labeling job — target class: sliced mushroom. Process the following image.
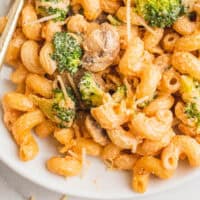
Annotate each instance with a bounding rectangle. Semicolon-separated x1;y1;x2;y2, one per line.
85;115;109;146
82;23;120;72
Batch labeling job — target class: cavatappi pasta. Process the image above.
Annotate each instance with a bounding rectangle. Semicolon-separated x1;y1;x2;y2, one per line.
2;0;200;194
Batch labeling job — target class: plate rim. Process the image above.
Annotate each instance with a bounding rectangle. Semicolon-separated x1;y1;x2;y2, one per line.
1;147;200;200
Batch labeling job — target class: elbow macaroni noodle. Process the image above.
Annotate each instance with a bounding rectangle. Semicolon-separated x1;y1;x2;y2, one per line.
133;156;174;193
11;109;44;161
130;110;173;141
21;4;42;41
2;0;200;194
107;126;139;152
161;135;200;170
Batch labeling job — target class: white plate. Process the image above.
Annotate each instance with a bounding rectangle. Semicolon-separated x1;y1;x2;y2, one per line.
1;1;200;199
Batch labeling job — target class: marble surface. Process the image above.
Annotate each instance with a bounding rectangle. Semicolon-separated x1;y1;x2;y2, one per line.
0;160;200;200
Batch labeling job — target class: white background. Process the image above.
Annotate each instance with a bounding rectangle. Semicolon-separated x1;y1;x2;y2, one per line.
0;160;200;200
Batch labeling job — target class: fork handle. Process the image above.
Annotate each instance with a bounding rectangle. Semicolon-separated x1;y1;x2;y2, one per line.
0;0;24;69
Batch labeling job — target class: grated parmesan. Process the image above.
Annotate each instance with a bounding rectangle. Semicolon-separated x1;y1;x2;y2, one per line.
66;72;80;100
24;14;60;25
81;147;87;178
137;16;156;35
57;75;71;103
126;0;131;42
134;96;150;110
67;150;80;160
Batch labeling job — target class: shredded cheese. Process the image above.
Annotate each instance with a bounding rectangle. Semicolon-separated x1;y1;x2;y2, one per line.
137;14;157;35
126;0;156;38
126;0;131;79
57;75;71;103
66;72;80;99
24;14;60;25
134;96;150;110
60;195;68;200
126;0;131;42
67;150;80;160
104;159;115;170
80;147;87;178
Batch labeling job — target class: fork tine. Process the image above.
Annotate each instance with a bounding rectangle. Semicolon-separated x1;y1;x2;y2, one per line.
0;0;24;69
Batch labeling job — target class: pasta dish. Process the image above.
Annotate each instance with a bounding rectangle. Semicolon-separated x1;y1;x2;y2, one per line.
2;0;200;193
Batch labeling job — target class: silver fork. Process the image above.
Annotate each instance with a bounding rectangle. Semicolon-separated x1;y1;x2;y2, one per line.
0;0;24;68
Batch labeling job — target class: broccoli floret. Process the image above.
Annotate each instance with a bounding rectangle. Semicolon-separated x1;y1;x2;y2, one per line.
185;102;200;129
36;0;70;21
52;32;83;74
180;75;200;103
181;76;200;130
178;74;200;131
31;87;76;128
52;88;75;127
37;6;69;21
79;72;104;107
135;0;185;28
112;85;127;103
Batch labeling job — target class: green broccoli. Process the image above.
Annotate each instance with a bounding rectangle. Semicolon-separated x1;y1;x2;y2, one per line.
52;32;83;74
181;75;200;130
180;75;200;103
31;87;76;128
135;0;185;28
185;102;200;129
112;85;127;103
79;72;104;107
52;88;75;126
36;0;70;21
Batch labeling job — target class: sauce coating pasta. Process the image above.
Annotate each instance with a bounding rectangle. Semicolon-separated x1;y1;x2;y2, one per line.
2;0;200;194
